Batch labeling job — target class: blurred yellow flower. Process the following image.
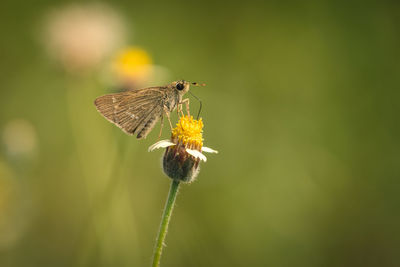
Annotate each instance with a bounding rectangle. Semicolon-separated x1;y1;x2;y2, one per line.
114;47;152;77
112;47;154;88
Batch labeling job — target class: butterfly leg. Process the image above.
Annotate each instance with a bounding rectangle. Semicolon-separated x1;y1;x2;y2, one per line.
178;98;190;117
177;102;183;116
157;115;164;140
163;106;173;130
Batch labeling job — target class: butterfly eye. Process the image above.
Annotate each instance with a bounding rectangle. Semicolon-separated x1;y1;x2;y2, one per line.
176;83;184;90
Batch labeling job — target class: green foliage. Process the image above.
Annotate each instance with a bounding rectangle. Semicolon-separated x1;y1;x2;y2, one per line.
0;1;399;266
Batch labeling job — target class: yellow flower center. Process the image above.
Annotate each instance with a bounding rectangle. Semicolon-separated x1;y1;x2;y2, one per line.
113;47;152;79
172;115;203;149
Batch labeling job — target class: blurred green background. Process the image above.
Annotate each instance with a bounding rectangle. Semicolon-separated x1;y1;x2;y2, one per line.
1;0;399;266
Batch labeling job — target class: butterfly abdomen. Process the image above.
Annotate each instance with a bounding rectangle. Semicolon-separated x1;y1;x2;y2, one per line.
137;115;159;139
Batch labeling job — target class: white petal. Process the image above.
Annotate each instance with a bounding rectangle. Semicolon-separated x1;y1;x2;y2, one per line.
202;146;218;153
148;140;175;152
186;149;207;162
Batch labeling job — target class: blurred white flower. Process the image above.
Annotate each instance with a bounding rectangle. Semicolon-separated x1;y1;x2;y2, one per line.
2;119;37;158
44;3;126;72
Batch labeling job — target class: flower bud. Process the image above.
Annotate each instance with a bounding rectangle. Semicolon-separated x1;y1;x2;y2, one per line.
163;143;200;183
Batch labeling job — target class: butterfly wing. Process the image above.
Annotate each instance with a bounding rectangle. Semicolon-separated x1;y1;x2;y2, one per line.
94;87;166;139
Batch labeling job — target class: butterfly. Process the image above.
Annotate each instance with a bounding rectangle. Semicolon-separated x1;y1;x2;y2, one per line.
94;80;204;139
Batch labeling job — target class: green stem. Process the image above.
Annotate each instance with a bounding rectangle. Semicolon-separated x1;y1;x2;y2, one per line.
152;180;180;267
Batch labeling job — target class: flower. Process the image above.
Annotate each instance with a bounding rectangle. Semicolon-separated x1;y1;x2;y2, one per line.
2;119;38;158
149;116;218;183
43;3;125;72
112;47;153;89
109;46;171;90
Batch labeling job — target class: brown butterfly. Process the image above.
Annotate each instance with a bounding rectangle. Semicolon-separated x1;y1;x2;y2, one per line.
94;80;204;139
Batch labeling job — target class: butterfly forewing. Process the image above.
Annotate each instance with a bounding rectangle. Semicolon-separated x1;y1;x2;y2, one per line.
94;87;166;138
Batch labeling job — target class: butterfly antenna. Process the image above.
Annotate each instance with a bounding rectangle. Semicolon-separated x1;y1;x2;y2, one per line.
191;82;206;87
189;91;202;120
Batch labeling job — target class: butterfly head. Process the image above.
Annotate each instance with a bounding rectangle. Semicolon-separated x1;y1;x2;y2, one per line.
172;80;191;95
172;80;205;95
